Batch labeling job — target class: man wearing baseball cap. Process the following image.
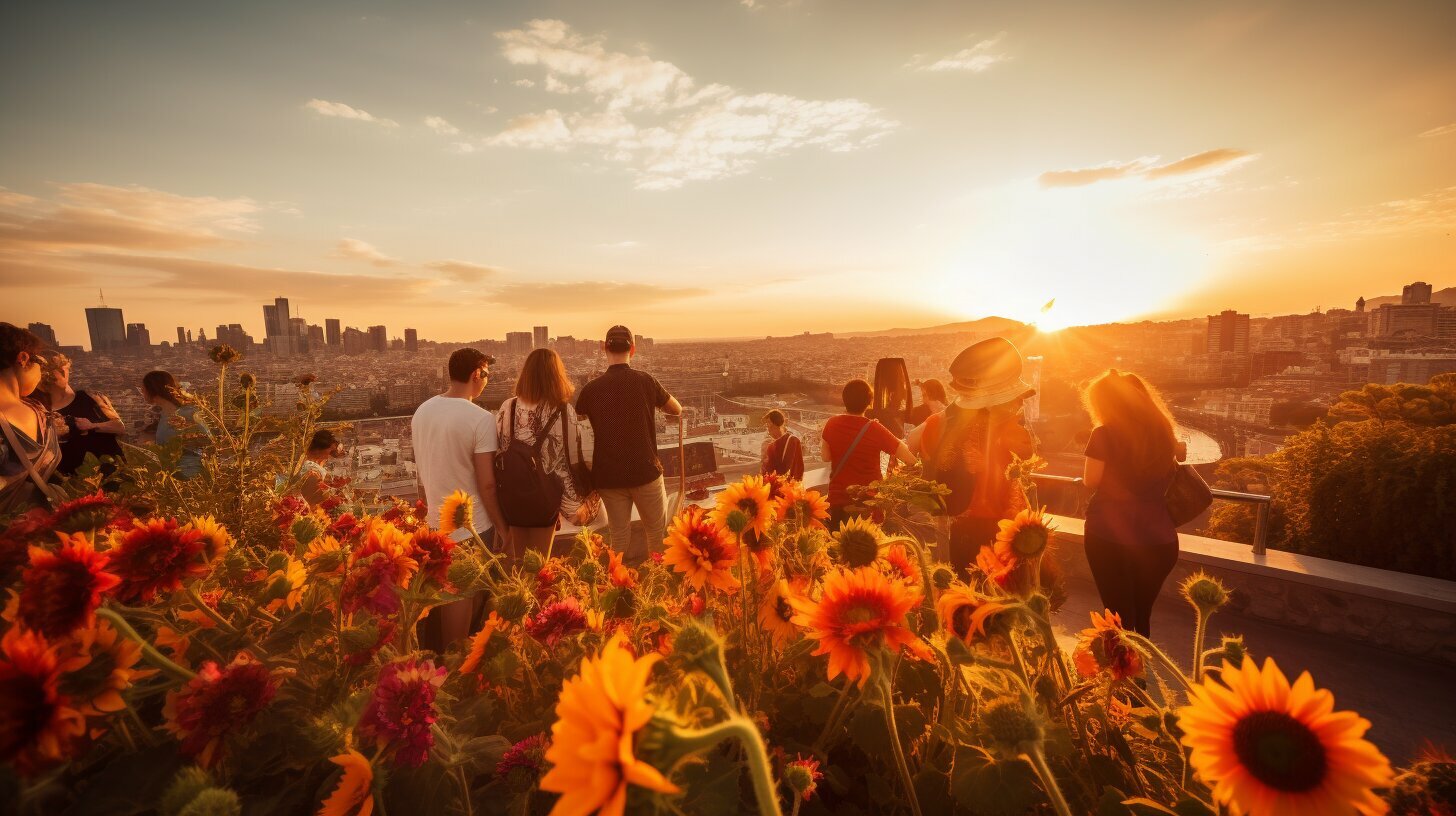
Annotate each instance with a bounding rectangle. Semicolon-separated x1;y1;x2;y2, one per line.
575;325;682;562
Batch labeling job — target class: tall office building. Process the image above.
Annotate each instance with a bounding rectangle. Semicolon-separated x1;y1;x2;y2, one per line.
27;323;58;348
1403;281;1433;305
368;325;388;352
263;296;294;355
533;326;548;349
125;323;151;349
404;328;418;353
505;332;533;354
1206;310;1250;355
307;324;325;349
289;317;309;353
85;307;126;352
326;318;341;348
176;326;187;346
343;327;367;355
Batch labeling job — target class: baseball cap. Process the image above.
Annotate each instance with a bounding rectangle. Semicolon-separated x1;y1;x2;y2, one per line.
604;325;633;351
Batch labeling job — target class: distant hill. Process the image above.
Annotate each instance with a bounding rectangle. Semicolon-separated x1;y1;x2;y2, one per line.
839;316;1028;339
1364;285;1456;309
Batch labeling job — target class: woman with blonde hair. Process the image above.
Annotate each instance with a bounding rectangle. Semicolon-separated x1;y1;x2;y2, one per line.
495;349;595;559
39;353;126;475
1081;369;1187;637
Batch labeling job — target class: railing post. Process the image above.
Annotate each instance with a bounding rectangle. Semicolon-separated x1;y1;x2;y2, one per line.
1252;501;1269;557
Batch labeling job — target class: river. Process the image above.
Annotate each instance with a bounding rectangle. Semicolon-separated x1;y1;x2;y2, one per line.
1177;423;1222;465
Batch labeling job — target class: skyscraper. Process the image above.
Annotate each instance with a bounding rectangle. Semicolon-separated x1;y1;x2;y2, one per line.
176;326;187;346
1403;281;1433;305
27;323;58;348
533;326;548;349
368;325;387;352
1206;310;1250;355
308;324;325;349
85;307;126;352
404;328;418;353
506;332;532;354
263;296;293;355
125;323;151;349
326;318;341;348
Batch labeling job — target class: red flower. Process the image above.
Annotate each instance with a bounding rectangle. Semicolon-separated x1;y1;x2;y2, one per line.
107;518;208;604
525;598;588;646
607;550;637;589
410;529;456;587
18;533;120;639
0;628;86;775
535;564;560;601
0;508;51;586
272;495;310;531
48;491;122;534
495;734;548;780
785;755;824;802
358;658;445;768
1073;610;1145;682
162;654;278;768
339;523;418;616
328;512;362;541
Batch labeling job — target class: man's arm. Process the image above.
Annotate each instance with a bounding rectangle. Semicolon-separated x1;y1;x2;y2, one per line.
892;440;917;468
820;433;834;464
473;451;510;540
661;395;682;416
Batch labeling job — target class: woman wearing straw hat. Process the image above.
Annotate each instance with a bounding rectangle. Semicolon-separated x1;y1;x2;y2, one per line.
918;337;1036;575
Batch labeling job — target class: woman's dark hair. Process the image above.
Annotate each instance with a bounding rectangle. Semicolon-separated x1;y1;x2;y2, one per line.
842;379;873;414
1083;369;1177;479
0;323;41;372
141;370;180;404
919;378;948;405
514;348;574;405
764;409;786;427
309;429;339;452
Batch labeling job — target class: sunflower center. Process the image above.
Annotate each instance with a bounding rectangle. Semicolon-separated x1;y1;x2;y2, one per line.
1011;527;1047;557
775;597;794;622
1231;710;1327;793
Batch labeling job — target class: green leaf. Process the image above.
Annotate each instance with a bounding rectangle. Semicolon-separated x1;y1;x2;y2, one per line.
846;702;927;760
674;751;744;816
806;682;838;698
1122;797;1182;816
950;756;1041;816
1097;787;1135;816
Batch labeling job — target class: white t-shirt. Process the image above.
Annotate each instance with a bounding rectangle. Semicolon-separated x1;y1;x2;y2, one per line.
412;394;499;542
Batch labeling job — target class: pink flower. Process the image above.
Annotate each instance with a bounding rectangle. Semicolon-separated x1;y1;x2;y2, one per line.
358;658;446;768
162;655;277;768
495;734;548;780
525;598;588;646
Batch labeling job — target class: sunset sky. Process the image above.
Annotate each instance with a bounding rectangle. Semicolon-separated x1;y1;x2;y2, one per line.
2;0;1453;347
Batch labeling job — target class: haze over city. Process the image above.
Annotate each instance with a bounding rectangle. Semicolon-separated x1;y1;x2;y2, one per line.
3;0;1453;344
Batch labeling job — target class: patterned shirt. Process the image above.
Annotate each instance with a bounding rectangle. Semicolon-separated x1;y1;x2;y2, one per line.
575;363;671;489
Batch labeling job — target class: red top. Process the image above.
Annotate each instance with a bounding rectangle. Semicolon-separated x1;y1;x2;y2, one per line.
822;415;901;509
761;433;805;482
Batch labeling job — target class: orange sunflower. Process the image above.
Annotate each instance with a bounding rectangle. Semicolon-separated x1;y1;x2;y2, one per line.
0;627;86;774
540;633;680;815
935;585;1011;645
1178;657;1393;816
1072;610;1144;682
265;556;307;612
775;483;830;530
877;543;921;589
319;748;375;816
833;516;887;568
459;612;506;677
184;515;233;562
56;618;156;717
439;490;474;536
789;567;924;687
992;506;1054;561
758;577;805;648
662;507;740;593
711;476;774;539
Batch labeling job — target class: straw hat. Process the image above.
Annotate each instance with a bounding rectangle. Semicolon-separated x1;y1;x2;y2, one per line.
947;337;1035;410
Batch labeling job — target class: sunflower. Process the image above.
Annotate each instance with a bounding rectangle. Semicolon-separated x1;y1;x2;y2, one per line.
184;515;233;563
758;578;804;648
1178;657;1393;816
833;516;887;568
0;627;86;775
306;535;347;574
992;507;1054;561
319;749;374;816
789;567;923;687
662;507;740;593
711;476;774;539
56;618;156;717
1073;610;1144;682
265;556;307;612
107;518;209;605
877;543;921;589
975;543;1036;597
17;532;120;639
935;585;1011;645
540;633;680;815
439;490;474;536
607;550;637;589
775;484;830;530
459;612;505;676
48;491;121;534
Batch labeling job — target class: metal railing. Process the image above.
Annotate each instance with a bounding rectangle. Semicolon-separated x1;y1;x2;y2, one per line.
1030;473;1273;556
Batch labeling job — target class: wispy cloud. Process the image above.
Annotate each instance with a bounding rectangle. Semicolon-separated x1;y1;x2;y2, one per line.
906;34;1009;73
0;183;259;253
424;116;460;136
1038;149;1255;188
487;19;897;190
1418;123;1456;139
424;259;501;282
333;238;400;267
303;98;398;128
486;281;707;311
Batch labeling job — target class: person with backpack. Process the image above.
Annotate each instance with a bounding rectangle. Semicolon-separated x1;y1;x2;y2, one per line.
820;378;916;530
919;338;1036;576
575;325;682;564
496;349;597;559
760;409;804;482
0;323;62;514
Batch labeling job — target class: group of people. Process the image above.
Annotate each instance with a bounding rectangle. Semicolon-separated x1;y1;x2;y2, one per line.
3;317;1192;640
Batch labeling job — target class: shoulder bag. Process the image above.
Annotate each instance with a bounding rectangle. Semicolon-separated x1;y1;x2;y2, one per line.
0;403;64;511
1165;462;1213;527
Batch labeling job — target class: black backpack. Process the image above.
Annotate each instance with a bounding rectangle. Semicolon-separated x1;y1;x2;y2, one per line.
495;400;565;528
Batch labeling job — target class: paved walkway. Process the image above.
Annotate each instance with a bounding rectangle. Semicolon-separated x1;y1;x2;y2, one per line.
1053;572;1456;765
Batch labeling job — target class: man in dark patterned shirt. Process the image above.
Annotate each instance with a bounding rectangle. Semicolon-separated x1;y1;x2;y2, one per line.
575;325;682;563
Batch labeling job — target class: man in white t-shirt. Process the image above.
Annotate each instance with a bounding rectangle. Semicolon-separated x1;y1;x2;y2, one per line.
412;347;510;645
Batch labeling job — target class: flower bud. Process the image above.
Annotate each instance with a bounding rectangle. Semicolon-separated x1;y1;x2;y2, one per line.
724;509;750;535
931;564;956;591
522;549;545;573
238;372;256;390
784;756;823;802
576;560;600;584
493;589;533;623
177;788;242;816
160;767;214;816
980;696;1044;760
1181;572;1230;616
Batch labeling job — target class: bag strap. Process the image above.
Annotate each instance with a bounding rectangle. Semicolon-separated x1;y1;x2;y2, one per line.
532;406;563;456
0;405;62;505
831;419;877;481
778;433;797;471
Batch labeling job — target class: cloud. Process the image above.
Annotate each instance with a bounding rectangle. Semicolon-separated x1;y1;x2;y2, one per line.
485;281;707;311
424;259;501;282
1038;149;1254;188
906;34;1009;73
424;116;460;136
487;20;896;189
303;99;398;128
0;183;259;253
1418;123;1456;139
333;238;400;267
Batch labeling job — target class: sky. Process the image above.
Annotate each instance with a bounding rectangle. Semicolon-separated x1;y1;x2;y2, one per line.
1;0;1453;348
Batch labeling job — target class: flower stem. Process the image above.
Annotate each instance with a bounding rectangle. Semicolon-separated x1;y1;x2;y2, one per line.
668;719;784;816
878;675;923;816
810;679;855;756
186;585;238;634
1126;633;1194;692
97;608;196;682
1026;747;1074;816
1190;610;1210;684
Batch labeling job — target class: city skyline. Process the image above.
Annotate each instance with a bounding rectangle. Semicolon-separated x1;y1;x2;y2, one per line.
2;0;1454;343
